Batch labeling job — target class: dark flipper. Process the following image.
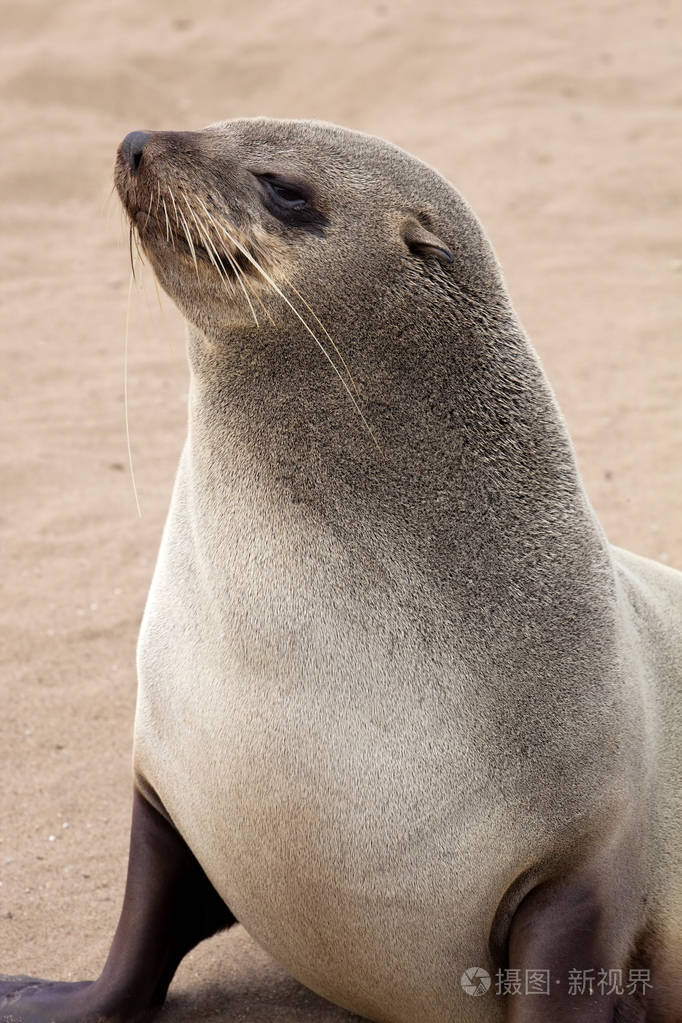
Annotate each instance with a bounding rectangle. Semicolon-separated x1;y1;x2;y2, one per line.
506;875;648;1022
0;789;235;1023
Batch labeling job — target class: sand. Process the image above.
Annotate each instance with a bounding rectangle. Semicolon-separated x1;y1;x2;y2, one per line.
1;1;680;1019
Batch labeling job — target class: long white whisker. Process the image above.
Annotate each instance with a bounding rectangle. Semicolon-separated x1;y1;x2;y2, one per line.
251;288;277;328
280;273;360;398
181;193;247;312
203;206;380;449
176;205;199;282
192;197;262;329
128;223;136;281
161;196;173;247
131;222;145;268
181;193;230;285
223;250;262;328
124;271;142;518
167;185;181;230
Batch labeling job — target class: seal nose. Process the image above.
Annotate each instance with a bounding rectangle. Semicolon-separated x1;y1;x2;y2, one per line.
120;130;151;174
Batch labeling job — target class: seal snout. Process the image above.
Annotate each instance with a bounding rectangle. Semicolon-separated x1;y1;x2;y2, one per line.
120;130;151;174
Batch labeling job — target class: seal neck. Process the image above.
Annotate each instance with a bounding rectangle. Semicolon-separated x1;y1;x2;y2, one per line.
185;309;612;596
181;310;619;690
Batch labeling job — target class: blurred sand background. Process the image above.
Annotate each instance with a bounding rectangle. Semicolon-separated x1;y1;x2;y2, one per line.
1;0;680;1019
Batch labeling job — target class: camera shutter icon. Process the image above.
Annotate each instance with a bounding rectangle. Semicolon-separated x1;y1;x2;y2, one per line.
460;967;491;997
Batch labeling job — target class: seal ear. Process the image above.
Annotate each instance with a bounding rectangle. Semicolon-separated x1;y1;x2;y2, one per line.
401;218;454;266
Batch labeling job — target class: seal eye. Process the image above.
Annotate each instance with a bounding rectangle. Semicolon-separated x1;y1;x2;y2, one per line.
258;175;308;209
254;173;328;236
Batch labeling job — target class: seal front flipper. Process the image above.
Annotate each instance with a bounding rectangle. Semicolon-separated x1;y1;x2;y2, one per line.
0;788;235;1023
505;870;649;1022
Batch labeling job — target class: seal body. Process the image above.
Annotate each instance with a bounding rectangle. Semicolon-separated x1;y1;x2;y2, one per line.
121;120;681;1021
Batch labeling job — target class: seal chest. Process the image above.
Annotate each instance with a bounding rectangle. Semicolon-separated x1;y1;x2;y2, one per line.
134;441;521;1021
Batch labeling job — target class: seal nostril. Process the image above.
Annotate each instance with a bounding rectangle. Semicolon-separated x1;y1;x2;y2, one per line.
121;130;151;174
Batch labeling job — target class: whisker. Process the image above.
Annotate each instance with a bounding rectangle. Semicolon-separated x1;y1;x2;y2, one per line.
180;195;252;327
182;194;239;294
161;196;173;247
252;290;277;328
281;274;360;399
167;185;181;230
202;205;380;449
191;196;260;329
181;193;229;284
191;205;261;329
128;223;136;282
223;251;263;327
124;270;142;518
132;225;145;267
176;205;200;282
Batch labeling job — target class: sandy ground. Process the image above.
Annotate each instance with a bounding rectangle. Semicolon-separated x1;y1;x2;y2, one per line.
1;1;680;1020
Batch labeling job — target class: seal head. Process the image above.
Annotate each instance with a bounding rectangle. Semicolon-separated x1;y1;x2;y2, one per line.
115;118;501;341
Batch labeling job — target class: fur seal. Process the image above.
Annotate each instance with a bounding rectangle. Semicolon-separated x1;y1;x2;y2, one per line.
2;118;680;1023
